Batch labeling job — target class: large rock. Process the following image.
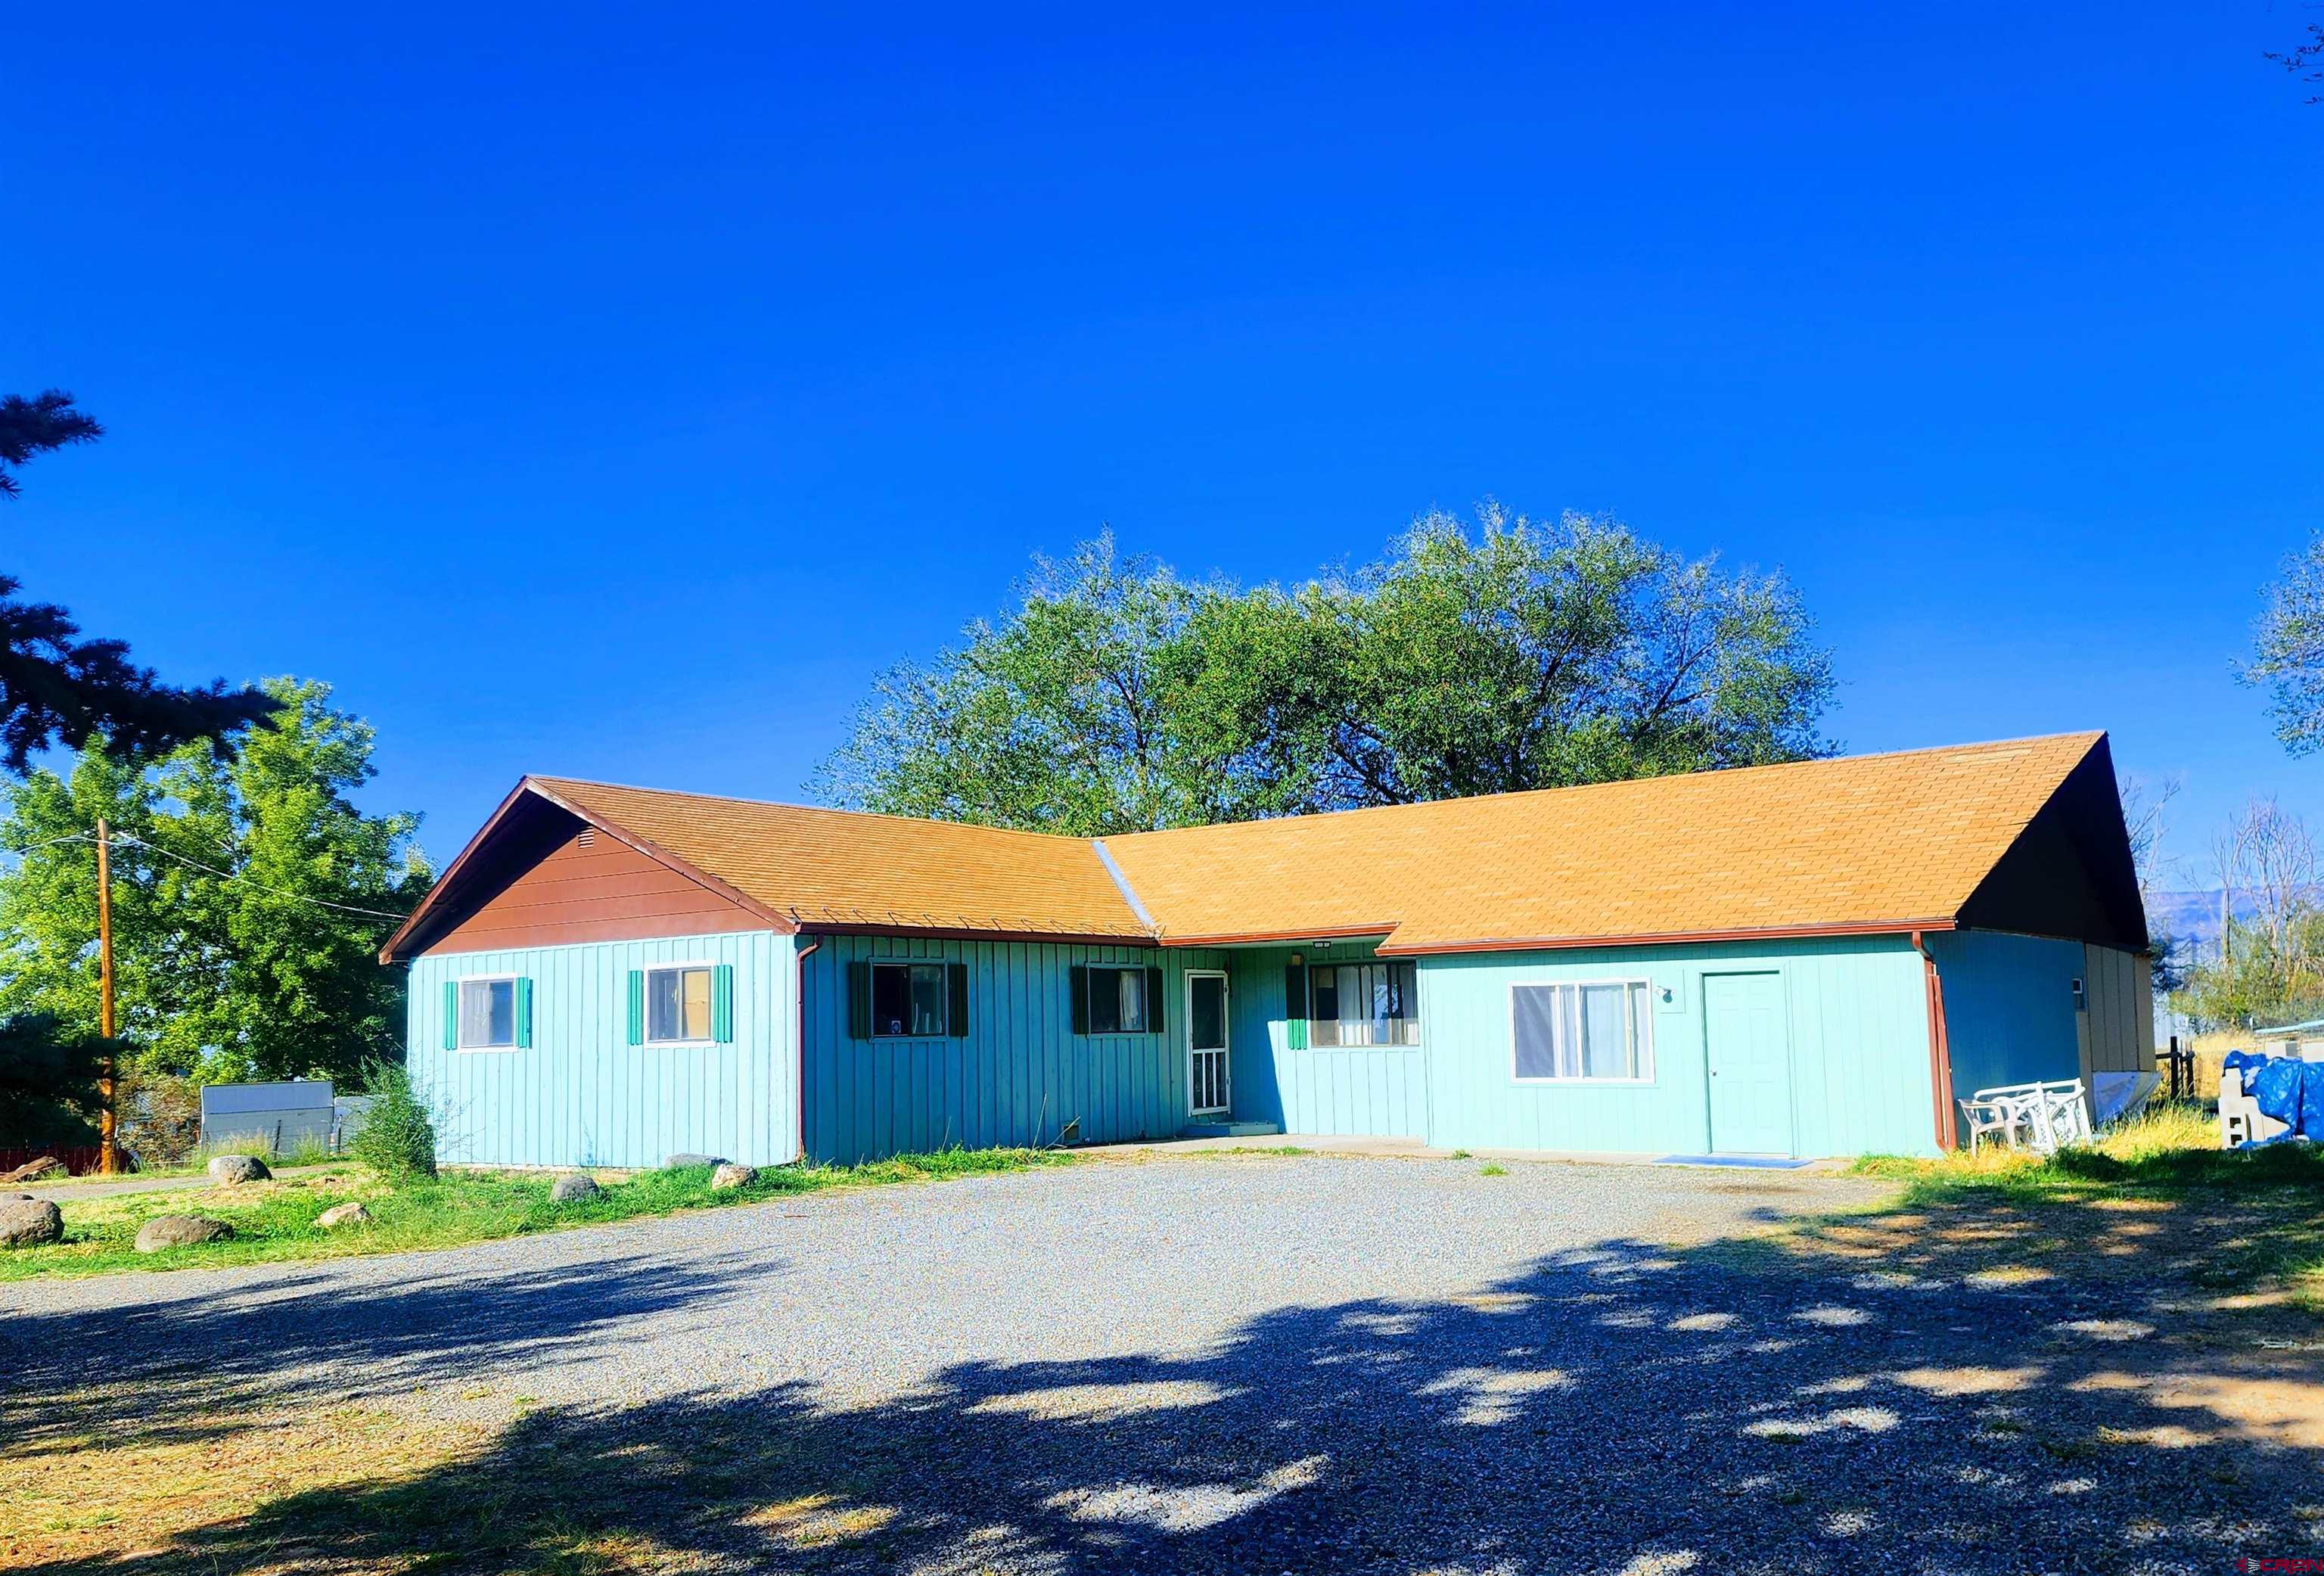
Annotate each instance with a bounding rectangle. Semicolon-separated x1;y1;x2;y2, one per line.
315;1201;371;1229
664;1153;725;1170
207;1154;272;1186
0;1156;64;1184
0;1198;62;1248
548;1173;601;1203
135;1215;233;1253
709;1162;757;1191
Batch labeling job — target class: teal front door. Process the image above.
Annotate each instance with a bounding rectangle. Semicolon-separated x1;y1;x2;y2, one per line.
1703;971;1794;1155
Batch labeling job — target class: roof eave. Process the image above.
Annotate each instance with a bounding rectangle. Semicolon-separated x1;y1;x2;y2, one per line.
1374;919;1959;957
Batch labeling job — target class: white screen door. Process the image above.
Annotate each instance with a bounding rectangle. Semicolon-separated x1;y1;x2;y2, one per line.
1187;971;1230;1115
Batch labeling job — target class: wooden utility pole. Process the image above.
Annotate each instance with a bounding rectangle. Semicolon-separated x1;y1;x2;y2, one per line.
95;818;117;1176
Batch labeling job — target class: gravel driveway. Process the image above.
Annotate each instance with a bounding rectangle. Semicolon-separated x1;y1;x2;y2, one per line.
5;1153;2316;1574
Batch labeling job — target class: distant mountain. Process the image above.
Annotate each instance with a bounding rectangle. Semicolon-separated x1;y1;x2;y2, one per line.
2145;890;2245;949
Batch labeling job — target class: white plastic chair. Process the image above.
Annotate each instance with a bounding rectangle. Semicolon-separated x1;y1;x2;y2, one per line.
1957;1093;2032;1155
1962;1079;2089;1155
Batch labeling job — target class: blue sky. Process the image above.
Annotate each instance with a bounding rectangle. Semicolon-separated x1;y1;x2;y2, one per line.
8;3;2319;882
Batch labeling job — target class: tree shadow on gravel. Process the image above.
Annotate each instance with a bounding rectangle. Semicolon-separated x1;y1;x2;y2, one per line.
0;1250;766;1453
14;1180;2324;1576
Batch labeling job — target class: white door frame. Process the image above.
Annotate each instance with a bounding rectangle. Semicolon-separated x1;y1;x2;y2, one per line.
1185;969;1231;1116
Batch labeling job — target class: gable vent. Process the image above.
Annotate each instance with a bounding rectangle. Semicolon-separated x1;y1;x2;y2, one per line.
576;828;596;849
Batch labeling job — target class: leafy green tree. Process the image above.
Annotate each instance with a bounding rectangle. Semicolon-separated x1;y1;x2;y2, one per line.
819;508;1834;832
1289;506;1832;805
0;678;431;1085
815;533;1313;835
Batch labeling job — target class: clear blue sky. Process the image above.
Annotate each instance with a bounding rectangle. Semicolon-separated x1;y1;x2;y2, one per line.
8;3;2319;883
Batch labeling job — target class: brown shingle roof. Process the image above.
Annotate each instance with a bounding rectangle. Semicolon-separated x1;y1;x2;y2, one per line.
444;732;2117;953
1103;732;2109;952
527;778;1151;940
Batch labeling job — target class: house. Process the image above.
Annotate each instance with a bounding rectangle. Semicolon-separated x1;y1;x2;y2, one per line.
381;731;2152;1167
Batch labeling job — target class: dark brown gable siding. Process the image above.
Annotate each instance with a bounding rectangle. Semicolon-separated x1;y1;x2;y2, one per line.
1955;738;2149;951
421;820;763;955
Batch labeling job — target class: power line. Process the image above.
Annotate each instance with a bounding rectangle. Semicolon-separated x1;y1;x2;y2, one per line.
104;831;412;921
0;832;94;860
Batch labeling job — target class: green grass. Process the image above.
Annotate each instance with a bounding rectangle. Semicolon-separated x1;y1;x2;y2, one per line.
1847;1102;2323;1194
0;1148;1075;1281
1844;1102;2324;1303
193;1133;338;1168
1477;1163;1508;1177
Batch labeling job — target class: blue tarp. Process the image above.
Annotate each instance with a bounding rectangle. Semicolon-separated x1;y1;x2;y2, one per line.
2240;1055;2324;1144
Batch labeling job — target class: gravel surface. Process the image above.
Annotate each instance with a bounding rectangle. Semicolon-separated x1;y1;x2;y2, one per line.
5;1153;2316;1574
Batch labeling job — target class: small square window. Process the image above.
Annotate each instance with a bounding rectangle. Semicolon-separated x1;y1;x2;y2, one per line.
459;978;517;1049
872;962;951;1038
1089;967;1151;1035
646;965;714;1043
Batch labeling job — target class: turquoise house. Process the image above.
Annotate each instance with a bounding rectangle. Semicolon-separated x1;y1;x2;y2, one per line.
385;732;2152;1167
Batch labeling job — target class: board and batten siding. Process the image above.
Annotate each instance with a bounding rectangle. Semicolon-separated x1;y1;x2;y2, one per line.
1226;941;1431;1138
2080;942;2155;1081
407;930;798;1170
1925;931;2083;1102
799;934;1233;1163
1418;935;1940;1158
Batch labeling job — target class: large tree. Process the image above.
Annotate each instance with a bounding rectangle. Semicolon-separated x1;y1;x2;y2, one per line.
814;534;1311;835
0;390;277;766
819;508;1835;834
2247;531;2324;755
1285;507;1832;805
0;678;432;1085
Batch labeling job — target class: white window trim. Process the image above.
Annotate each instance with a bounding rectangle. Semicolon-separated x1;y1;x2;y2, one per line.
642;959;720;1047
454;972;521;1054
1306;958;1424;1048
1508;977;1658;1085
1185;968;1231;1115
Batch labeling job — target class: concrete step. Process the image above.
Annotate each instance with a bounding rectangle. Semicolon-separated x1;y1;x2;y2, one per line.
1179;1120;1285;1139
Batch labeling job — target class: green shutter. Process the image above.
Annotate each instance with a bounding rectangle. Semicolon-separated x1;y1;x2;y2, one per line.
712;963;735;1043
1070;965;1090;1035
626;969;645;1046
443;980;458;1051
848;962;872;1040
1146;966;1166;1035
515;978;533;1049
1285;962;1308;1051
946;962;969;1039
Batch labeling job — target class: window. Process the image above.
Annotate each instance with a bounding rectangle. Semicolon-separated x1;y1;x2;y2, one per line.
1512;981;1653;1081
458;978;517;1049
1090;967;1151;1034
646;965;713;1043
1310;960;1420;1046
873;962;952;1038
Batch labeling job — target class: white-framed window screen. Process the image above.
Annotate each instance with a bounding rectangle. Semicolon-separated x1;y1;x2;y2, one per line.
1510;979;1654;1083
457;975;519;1052
644;962;716;1044
1309;959;1420;1046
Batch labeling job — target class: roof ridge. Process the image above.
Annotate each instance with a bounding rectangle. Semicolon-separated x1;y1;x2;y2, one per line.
1105;731;2106;844
530;776;1108;848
